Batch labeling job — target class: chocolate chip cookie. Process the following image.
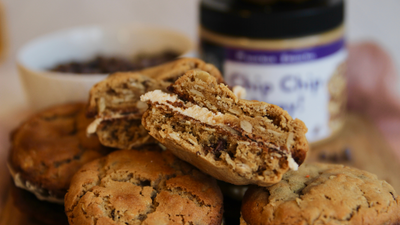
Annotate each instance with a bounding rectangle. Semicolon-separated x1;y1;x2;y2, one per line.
141;70;309;187
241;163;400;225
8;103;112;203
65;147;223;225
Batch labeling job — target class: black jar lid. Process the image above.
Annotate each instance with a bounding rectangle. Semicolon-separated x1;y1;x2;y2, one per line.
200;0;344;39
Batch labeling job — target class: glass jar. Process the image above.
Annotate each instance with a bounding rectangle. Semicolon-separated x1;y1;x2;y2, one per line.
200;0;346;144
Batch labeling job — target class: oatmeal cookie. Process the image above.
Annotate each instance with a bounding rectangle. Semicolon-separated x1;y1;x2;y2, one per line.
241;163;400;225
65;147;223;225
141;70;308;187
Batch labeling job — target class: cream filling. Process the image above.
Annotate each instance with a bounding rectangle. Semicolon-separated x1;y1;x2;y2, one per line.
141;90;226;125
287;156;299;171
141;90;299;171
7;163;64;204
86;114;128;136
87;118;104;135
88;100;148;136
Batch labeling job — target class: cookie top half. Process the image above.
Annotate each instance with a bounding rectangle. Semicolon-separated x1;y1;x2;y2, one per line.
86;58;224;119
141;70;308;187
241;163;400;225
65;147;223;225
8;103;112;203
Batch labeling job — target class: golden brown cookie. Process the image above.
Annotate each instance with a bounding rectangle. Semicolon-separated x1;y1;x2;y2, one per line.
65;147;224;225
86;58;224;150
8;103;113;204
241;163;400;225
141;70;309;187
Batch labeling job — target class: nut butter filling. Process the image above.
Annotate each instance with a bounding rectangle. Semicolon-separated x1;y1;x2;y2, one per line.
141;90;299;173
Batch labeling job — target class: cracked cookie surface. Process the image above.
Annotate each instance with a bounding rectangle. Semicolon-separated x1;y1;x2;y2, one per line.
65;147;223;225
8;103;113;203
141;70;308;187
241;163;400;225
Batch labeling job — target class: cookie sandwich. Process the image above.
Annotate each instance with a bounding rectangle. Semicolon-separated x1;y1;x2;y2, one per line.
8;103;113;204
65;146;224;225
141;69;309;187
86;58;224;149
241;163;400;225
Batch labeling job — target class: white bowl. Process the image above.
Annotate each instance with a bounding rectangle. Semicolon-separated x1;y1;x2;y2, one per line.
17;24;194;111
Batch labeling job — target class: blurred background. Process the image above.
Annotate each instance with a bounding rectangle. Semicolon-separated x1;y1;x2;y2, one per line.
0;0;399;118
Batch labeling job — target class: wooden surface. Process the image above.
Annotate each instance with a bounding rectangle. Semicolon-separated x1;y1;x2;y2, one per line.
1;113;400;225
0;191;41;225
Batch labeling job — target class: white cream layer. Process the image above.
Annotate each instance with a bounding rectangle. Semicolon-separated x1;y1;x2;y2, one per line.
141;90;225;125
86;114;129;136
141;90;299;171
7;163;64;204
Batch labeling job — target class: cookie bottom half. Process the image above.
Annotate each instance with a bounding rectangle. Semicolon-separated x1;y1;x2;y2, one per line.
96;118;156;149
143;108;290;186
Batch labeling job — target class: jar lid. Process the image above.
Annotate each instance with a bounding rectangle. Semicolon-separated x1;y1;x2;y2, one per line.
200;0;344;39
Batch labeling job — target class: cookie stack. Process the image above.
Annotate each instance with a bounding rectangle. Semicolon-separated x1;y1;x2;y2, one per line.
8;103;113;224
8;58;400;225
7;58;226;225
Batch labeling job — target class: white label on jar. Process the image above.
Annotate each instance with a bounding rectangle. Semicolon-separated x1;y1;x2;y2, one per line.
224;39;347;143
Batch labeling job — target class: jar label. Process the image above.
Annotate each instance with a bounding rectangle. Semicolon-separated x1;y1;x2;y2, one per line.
224;39;347;143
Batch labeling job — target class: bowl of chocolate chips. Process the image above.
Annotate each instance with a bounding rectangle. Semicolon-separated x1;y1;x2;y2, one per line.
17;23;193;111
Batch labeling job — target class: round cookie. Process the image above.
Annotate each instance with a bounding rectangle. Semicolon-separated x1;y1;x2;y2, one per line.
8;103;113;204
241;163;400;225
65;147;224;225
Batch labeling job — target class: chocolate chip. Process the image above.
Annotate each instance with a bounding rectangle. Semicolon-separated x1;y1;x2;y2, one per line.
215;139;227;153
167;100;184;108
166;85;175;93
390;192;396;201
204;139;227;159
49;52;179;74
